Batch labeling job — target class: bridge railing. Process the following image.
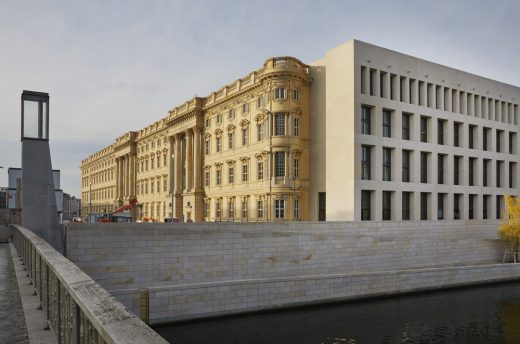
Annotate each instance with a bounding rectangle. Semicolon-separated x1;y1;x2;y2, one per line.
11;225;168;344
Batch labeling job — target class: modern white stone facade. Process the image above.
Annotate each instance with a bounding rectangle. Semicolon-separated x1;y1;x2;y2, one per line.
310;40;520;221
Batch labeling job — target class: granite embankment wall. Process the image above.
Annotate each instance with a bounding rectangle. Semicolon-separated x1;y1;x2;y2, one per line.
65;220;520;324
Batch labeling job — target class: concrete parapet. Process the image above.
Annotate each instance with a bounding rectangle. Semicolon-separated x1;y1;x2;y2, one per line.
11;224;168;344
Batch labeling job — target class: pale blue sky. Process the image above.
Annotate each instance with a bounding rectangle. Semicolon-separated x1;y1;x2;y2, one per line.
1;0;519;197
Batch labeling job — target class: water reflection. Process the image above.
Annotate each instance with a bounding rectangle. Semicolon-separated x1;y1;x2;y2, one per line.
154;281;520;344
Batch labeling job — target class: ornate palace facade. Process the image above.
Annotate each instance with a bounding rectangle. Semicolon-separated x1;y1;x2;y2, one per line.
81;57;311;222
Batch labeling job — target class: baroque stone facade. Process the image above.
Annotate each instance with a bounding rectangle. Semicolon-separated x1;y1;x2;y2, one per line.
81;57;311;221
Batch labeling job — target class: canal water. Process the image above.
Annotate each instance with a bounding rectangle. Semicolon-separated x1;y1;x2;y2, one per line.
154;281;520;344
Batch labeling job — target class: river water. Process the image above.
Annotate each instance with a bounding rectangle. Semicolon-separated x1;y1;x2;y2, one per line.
154;281;520;344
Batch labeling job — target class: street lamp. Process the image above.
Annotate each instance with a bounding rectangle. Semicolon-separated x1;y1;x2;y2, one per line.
21;91;49;141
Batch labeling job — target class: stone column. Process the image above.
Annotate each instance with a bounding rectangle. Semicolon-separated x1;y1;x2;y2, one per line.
118;157;124;200
193;127;202;190
129;154;135;197
174;133;183;219
186;129;193;191
115;158;120;199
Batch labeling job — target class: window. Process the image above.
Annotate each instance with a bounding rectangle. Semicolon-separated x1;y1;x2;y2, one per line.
228;132;234;149
257;200;264;219
293;89;300;100
242;103;249;114
216;136;221;152
496;195;503;219
383;148;392;181
438;193;445;220
438;154;445;184
402;150;410;182
497;130;503;153
257;123;265;141
293;118;300;136
420;192;428;220
483;195;489;219
274;113;286;135
454;122;461;147
454;194;461;220
509;162;516;188
216;198;222;219
228;167;234;183
163;178;167;192
205;139;210;155
216;169;221;185
293;159;300;178
421;152;428;183
242;128;249;145
275;151;285;177
483;159;490;187
156;178;160;193
361;145;371;180
205;170;210;187
242;200;248;219
275;199;285;219
483;127;490;151
157;155;161;167
497;161;503;187
509;132;516;154
469;157;476;186
274;87;286;99
150;179;154;193
242;164;249;182
293;199;300;219
151;157;155;170
420;116;428;143
361;190;371;221
469;125;476;149
402;113;411;140
361;106;371;135
257;97;264;109
163;154;167;167
402;192;411;220
228;199;235;219
469;194;476;219
205;199;210;219
257;161;264;180
216;114;222;124
437;119;445;145
383;110;392;137
382;191;392;220
454;156;461;185
228;109;235;120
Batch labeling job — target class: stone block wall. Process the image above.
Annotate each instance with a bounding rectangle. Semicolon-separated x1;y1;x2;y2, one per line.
65;220;511;323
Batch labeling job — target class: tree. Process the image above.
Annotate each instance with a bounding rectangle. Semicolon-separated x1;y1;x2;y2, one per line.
498;195;520;257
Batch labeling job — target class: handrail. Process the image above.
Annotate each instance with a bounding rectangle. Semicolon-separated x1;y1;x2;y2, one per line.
11;224;168;344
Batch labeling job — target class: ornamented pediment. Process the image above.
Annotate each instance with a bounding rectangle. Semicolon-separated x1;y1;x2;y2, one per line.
226;159;236;165
239;119;250;127
204;132;212;139
227;124;236;132
214;128;223;136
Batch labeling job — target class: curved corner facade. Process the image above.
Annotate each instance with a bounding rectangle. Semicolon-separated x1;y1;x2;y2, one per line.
81;40;520;222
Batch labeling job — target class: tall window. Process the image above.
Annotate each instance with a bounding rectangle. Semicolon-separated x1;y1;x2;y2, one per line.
242;128;249;145
469;158;475;186
242;200;248;219
496;195;503;220
483;127;489;151
469;125;476;149
216;114;222;124
497;130;503;153
483;195;489;219
293;118;300;136
361;190;371;221
483;159;489;187
383;148;392;181
420;116;428;143
275;113;286;135
228;133;234;149
420;192;428;220
242;103;249;114
274;88;286;99
382;191;392;220
454;194;461;220
293;199;300;219
242;164;249;182
163;178;167;192
469;194;475;219
402;192;411;220
228;167;234;183
205;170;210;187
361;145;371;180
437;119;445;145
402;150;410;182
509;132;515;154
275;200;285;219
438;194;445;220
257;161;264;180
496;161;502;187
228;199;235;219
454;122;461;147
275;152;285;177
293;159;300;178
383;110;392;137
454;156;461;185
257;200;264;219
402;113;410;140
216;198;222;219
205;199;210;219
438;154;444;184
216;169;221;185
205;139;210;155
421;152;428;183
257;96;264;108
257;123;265;141
216;136;221;152
228;109;235;119
293;89;300;100
361;106;371;135
151;179;154;193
